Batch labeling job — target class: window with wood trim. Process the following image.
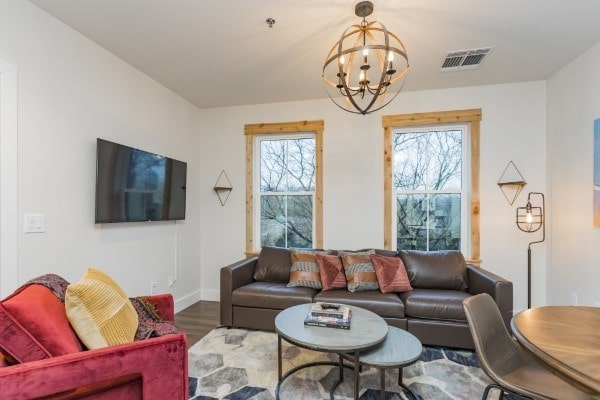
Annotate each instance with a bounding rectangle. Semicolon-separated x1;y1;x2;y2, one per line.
383;109;481;264
245;121;323;255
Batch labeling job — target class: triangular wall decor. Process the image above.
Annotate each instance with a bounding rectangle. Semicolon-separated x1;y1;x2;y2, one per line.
497;161;526;205
213;170;233;206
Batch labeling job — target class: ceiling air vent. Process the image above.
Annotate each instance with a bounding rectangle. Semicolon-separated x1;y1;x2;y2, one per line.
441;47;494;71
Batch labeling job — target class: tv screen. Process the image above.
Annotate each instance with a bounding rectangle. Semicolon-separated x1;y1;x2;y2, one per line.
95;138;187;223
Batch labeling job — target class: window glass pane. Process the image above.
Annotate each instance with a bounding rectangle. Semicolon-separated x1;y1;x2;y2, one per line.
396;194;427;250
260;138;315;193
427;130;462;190
260;195;313;248
286;195;313;248
393;132;427;190
260;195;286;247
260;140;287;192
287;138;316;191
428;194;461;250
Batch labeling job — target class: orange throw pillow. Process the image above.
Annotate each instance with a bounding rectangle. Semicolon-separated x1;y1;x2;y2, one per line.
370;254;413;293
316;254;346;290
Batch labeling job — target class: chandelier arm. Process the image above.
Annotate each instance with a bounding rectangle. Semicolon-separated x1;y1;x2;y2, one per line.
358;22;390;113
363;28;386;76
322;24;365;89
337;25;364;101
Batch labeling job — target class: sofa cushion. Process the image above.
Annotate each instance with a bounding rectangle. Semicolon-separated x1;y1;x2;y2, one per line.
232;282;316;310
370;254;413;293
314;289;405;319
400;289;470;321
66;268;138;349
0;283;83;363
316;254;346;291
287;249;327;289
398;250;468;291
340;249;379;292
253;246;292;283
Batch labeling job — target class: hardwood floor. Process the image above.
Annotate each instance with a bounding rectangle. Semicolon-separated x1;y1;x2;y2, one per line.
174;300;220;348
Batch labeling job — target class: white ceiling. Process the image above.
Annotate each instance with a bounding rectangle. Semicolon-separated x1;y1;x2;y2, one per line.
29;0;600;109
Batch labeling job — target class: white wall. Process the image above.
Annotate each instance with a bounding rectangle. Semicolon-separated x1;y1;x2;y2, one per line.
1;0;555;314
547;41;600;306
198;81;547;312
0;0;203;310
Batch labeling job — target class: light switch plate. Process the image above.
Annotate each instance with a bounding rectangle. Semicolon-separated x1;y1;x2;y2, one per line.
24;214;45;233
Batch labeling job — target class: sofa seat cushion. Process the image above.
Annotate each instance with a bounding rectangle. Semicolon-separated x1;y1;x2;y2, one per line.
314;290;405;319
232;282;316;310
400;289;470;322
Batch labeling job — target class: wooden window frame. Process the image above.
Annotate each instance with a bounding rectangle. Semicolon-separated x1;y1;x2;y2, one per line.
245;120;324;256
383;109;481;264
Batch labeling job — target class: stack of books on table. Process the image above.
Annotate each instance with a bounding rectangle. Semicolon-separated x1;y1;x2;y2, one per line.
304;302;351;330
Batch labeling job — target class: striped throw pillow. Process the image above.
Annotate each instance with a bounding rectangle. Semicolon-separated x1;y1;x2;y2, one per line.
340;249;379;292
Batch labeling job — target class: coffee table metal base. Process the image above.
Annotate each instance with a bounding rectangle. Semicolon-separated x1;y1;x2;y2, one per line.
346;326;423;400
276;335;361;400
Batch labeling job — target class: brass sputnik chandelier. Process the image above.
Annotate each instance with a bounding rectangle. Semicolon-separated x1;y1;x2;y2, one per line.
323;1;409;115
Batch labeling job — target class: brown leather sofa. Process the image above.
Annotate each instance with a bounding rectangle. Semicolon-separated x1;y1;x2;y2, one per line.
220;247;513;350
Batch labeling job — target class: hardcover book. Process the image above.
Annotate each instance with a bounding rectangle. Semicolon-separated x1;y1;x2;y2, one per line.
304;309;352;330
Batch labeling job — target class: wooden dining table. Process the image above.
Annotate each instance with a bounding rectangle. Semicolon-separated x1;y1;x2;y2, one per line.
511;306;600;396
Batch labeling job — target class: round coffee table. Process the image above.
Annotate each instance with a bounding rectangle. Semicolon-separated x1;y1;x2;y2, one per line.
275;303;388;400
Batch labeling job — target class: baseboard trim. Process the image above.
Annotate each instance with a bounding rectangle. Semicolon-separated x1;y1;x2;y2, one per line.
201;289;219;302
174;290;202;313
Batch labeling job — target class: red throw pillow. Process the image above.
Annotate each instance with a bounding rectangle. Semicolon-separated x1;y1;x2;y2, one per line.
316;254;347;290
370;254;413;293
0;284;83;363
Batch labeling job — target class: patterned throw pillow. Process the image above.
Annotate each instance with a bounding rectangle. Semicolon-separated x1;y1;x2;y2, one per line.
316;254;346;290
370;254;413;293
340;249;379;292
287;249;327;289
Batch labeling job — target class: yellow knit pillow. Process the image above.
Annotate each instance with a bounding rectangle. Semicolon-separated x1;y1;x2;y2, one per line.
65;268;138;349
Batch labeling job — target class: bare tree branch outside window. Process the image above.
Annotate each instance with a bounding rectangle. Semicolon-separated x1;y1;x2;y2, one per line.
394;130;462;251
259;138;315;248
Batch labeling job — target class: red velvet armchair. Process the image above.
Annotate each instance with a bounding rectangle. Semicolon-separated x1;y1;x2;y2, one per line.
0;289;188;400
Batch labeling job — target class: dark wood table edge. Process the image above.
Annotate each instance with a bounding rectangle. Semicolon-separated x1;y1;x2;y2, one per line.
511;309;600;396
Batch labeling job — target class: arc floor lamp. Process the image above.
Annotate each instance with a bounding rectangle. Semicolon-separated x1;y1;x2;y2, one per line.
516;192;545;309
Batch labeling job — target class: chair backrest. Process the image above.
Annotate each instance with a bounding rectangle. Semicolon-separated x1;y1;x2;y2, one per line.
462;293;521;380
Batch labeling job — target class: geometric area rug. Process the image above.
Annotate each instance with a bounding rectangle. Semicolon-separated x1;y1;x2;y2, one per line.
188;327;512;400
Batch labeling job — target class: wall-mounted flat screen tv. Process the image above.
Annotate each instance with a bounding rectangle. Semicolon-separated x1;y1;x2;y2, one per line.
95;138;187;223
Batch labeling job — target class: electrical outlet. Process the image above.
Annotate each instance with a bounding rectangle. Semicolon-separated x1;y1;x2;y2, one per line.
168;276;175;287
150;282;158;295
571;293;578;306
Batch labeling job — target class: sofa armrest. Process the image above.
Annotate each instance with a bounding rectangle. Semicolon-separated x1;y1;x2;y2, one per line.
467;265;513;330
220;257;258;326
146;294;175;322
0;333;187;400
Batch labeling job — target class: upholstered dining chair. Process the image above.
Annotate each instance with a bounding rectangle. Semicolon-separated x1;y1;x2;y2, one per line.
463;294;594;400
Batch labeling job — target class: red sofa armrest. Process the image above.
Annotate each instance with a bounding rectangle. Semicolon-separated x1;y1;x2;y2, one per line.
146;294;175;322
0;333;188;400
